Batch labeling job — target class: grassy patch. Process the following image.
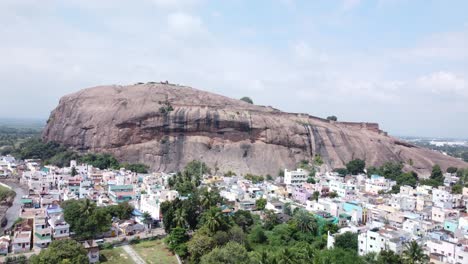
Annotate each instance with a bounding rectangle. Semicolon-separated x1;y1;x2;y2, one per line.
100;247;134;264
132;240;178;264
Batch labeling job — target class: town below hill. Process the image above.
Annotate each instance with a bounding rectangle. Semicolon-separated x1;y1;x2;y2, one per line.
0;140;467;263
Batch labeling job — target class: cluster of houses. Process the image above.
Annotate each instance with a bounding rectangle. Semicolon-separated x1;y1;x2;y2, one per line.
1;154;468;264
213;168;468;264
0;156;180;262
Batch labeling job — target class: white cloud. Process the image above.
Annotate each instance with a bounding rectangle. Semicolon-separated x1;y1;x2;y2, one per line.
417;71;468;96
342;0;361;11
167;12;203;35
150;0;201;9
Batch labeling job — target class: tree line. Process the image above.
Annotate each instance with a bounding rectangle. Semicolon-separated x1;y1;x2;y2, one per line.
10;138;149;173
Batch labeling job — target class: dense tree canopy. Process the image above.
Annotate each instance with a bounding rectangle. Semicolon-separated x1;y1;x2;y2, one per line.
334;232;358;252
346;159;366;175
62;199;133;239
29;240;88;264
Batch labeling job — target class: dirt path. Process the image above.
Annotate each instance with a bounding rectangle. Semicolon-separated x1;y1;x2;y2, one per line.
122;245;146;264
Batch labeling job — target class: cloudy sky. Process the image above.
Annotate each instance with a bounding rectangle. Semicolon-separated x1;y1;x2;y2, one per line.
1;0;467;138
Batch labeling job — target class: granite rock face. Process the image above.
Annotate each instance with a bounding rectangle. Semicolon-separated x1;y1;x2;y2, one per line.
43;83;467;176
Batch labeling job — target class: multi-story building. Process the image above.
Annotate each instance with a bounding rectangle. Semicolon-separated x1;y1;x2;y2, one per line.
365;175;396;195
48;215;70;240
33;215;52;249
11;231;31;254
358;227;413;256
284;169;307;186
108;185;135;203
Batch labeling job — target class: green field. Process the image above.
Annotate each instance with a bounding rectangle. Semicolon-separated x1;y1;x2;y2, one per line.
100;247;134;264
132;240;178;264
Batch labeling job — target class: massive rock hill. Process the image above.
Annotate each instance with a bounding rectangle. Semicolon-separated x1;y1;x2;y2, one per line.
43;83;467;176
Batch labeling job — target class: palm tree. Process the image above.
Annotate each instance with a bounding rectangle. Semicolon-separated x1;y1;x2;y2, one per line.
293;209;318;234
401;241;429;264
80;199;95;217
256;251;278;264
174;208;188;228
203;207;225;233
277;248;295;264
200;189;214;210
142;212;152;232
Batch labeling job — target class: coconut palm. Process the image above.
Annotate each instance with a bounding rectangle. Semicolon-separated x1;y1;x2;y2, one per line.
202;207;225;233
277;248;295;264
401;240;429;264
80;199;95;217
293;209;318;234
174;208;188;228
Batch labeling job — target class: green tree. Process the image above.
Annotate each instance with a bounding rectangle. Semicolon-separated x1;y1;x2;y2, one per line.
166;227;189;255
229;225;247;245
283;202;292;216
293;209;318;234
379;162;404;180
401;241;429;264
29;240;88;264
121;163;149;173
187;232;215;263
240;97;254;104
446;167;458;174
377;249;402;264
200;242;251;264
307;177;316;184
346;159;366;175
256;198;267;210
326;116;338;121
200;207;230;234
312;191;320;202
334;232;358;252
70;166;77;176
314;154;324;166
248;225;267;244
452;184;463;194
333;168;348;176
174;208;188;228
263;210;280;230
314;248;363;264
79;153;120;170
329;191;338;198
62;199;112;240
233;210;254;232
431;164;443;180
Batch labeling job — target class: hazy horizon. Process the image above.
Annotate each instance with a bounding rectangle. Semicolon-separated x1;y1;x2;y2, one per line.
1;0;467;138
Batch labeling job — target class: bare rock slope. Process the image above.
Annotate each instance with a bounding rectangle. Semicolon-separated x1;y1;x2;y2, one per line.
43;84;467;176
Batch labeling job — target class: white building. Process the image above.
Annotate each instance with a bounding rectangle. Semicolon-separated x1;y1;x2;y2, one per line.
139;189;179;220
427;238;465;264
284;169;307;186
358;227;413;256
365;175;397;195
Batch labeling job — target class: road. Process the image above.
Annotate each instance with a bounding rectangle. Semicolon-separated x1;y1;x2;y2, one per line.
122;245;145;264
1;180;28;230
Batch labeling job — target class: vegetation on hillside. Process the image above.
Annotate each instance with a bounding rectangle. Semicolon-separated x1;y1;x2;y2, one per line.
240;97;254;104
10;138;149;172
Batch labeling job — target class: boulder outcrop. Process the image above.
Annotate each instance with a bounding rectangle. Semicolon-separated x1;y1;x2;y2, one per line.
42;83;467;176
